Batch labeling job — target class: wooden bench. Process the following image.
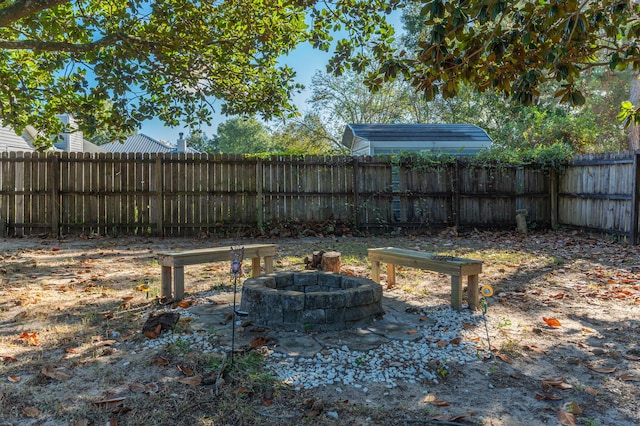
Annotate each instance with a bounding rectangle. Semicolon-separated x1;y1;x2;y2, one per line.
368;247;483;311
157;244;276;300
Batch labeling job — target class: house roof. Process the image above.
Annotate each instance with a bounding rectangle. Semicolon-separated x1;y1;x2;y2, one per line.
342;123;493;147
101;133;200;153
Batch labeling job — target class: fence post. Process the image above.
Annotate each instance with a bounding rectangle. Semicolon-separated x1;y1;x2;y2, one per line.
550;168;558;229
50;154;60;236
631;153;640;245
155;155;164;237
353;157;360;229
256;157;264;233
454;159;461;228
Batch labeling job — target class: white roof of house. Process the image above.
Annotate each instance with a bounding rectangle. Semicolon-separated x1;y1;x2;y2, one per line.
101;133;200;153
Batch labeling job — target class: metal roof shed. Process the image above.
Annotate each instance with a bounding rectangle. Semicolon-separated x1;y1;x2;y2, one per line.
343;123;492;156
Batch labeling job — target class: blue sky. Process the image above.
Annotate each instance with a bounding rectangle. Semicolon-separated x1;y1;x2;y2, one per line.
138;42;333;143
139;12;405;144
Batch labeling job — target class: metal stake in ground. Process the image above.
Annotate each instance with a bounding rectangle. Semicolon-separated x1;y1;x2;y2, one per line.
230;246;245;364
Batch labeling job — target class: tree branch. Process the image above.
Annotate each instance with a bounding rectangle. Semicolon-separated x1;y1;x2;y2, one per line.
0;32;162;52
0;0;69;28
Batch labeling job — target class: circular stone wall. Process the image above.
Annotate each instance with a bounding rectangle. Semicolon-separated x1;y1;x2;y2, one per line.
240;271;384;332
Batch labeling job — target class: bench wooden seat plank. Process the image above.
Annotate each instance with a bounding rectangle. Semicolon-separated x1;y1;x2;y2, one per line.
157;244;275;300
368;247;483;311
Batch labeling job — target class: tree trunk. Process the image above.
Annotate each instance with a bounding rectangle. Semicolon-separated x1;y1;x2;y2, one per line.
321;251;341;273
629;70;640;151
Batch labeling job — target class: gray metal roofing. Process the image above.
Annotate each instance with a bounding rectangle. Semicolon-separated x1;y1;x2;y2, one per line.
101;133;200;153
344;123;493;143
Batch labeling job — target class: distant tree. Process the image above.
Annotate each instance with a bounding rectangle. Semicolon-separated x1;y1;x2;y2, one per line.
185;131;217;153
271;112;342;154
214;118;273;154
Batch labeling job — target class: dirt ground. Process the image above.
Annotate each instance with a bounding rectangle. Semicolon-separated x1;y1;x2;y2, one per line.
0;229;639;426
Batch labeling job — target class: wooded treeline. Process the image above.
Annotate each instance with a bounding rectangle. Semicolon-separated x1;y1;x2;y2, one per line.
1;152;638;243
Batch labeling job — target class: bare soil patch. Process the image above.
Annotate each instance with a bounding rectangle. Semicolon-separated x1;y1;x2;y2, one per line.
1;230;639;425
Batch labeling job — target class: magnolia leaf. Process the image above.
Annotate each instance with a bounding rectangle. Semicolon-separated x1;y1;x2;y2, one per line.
177;365;194;376
177;375;202;386
407;330;417;335
22;407;40;418
432;400;451;406
622;353;640;361
7;375;21;383
558;409;576;426
495;352;512;363
128;382;145;393
41;366;72;381
587;365;616;374
250;336;269;348
91;397;125;409
619;373;640;381
542;317;561;327
564;401;582;415
152;356;169;366
535;393;563;400
2;356;18;363
145;382;160;394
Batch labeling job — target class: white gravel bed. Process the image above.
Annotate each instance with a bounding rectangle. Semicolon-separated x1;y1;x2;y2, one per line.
265;305;485;390
130;303;489;391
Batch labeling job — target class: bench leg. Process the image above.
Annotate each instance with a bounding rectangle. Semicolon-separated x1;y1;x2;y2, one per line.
174;266;185;300
451;275;462;311
251;257;260;277
161;266;172;298
264;255;274;274
386;263;396;289
467;274;479;310
371;260;380;283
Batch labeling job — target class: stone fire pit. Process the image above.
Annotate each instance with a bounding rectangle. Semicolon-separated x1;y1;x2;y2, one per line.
240;271;384;331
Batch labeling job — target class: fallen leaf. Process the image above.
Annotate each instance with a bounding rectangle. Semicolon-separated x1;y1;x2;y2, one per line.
64;348;78;354
535;393;563;400
542;377;567;386
250;336;269;348
144;382;160;394
436;340;448;348
619;373;640;381
262;397;273;406
2;356;18;363
41;366;71;381
585;387;599;395
564;401;582;415
622;353;640;361
431;400;451;406
587;365;616;374
177;300;192;308
22;407;40;418
177;365;193;376
462;322;475;329
7;375;21;383
19;331;39;345
152;356;169;366
421;394;437;403
557;409;576;426
71;419;89;426
495;352;512;363
449;337;461;345
91;397;125;409
128;383;145;393
407;330;417;335
523;345;547;354
177;375;201;386
542;317;561;328
121;296;134;301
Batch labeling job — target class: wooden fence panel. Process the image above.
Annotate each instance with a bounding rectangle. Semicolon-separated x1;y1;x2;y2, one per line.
0;151;637;238
559;152;633;235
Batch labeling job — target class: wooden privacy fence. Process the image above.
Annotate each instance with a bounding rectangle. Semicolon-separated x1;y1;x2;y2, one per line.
1;151;639;242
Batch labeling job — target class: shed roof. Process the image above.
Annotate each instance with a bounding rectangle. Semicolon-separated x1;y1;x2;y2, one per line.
101;133;200;154
342;123;492;146
0;125;34;152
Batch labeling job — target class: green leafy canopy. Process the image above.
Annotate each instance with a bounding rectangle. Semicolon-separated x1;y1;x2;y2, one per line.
0;0;400;149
